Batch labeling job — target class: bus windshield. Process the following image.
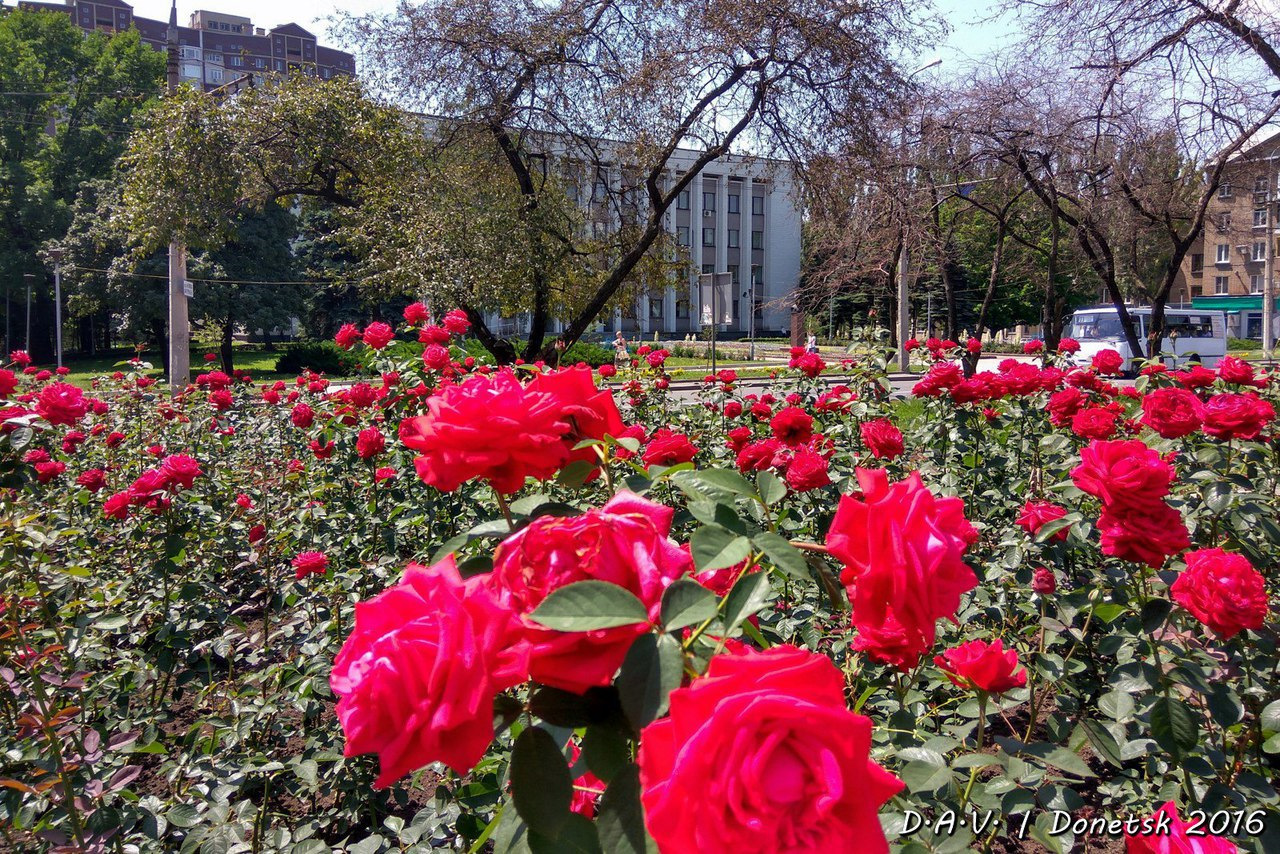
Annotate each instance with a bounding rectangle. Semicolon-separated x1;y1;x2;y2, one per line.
1069;314;1132;340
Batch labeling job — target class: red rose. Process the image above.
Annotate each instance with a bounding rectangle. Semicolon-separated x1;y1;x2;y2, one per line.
418;325;451;346
904;338;920;351
827;469;978;670
10;350;31;366
1015;499;1069;542
292;551;329;579
403;302;429;326
1070;439;1176;512
1140;387;1204;439
966;338;982;354
1046;386;1087;427
356;427;386;459
248;524;265;543
789;351;826;377
723;400;743;418
769;406;814;445
1097;503;1189;568
76;468;107;492
106;431;126;448
1217;355;1257;386
1071;405;1121;440
1171;548;1268;640
736;438;786;473
487;492;687;693
34;461;66;483
1125;802;1238;854
1092;349;1124;374
641;428;697;467
598;363;616;378
860;418;904;460
638;646;902;854
159;454;202;490
334;323;361;350
103;491;131;520
331;557;527;786
362;322;395;350
400;370;571;494
912;362;963;397
1023;340;1043;354
725;426;752;454
1058;337;1081;354
934;638;1026;694
35;382;87;426
785;447;831;491
422;343;451;371
310;438;335;459
209;389;233;411
1201;392;1274;441
374;466;397;482
526;366;625;477
1032;567;1057;595
0;369;17;398
442;309;471;336
291;403;315;429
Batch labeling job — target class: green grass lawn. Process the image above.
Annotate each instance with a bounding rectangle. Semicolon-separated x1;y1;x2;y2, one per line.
56;347;294;388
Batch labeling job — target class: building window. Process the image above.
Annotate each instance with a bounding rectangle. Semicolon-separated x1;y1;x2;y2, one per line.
702;192;716;212
230;55;243;67
207;53;223;64
728;194;740;214
1253;241;1267;261
1216;211;1231;231
593;179;607;202
751;230;763;250
676;226;690;246
677;190;690;210
676;299;690;319
1214;275;1230;295
1255;208;1269;227
1255;176;1269;193
752;195;764;216
1251;274;1264;294
751;265;762;286
701;263;714;275
254;58;264;69
727;229;739;248
728;264;739;284
1190;284;1203;297
649;299;664;319
208;68;223;83
702;228;715;247
1218;183;1233;199
1216;244;1231;264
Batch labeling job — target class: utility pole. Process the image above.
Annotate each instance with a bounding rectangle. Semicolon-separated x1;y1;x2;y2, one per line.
49;249;64;369
23;273;34;352
166;0;190;392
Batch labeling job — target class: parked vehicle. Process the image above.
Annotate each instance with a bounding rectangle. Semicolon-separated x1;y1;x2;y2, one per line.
1066;306;1227;371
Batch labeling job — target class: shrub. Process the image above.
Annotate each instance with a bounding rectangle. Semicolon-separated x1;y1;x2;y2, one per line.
274;340;361;376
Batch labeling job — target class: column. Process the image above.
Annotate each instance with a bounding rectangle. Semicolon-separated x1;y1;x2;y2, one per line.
716;173;728;329
663;171;678;335
743;174;754;334
690;169;702;331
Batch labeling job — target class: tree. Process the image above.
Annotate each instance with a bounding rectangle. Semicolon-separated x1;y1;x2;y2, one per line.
336;0;923;362
0;7;164;359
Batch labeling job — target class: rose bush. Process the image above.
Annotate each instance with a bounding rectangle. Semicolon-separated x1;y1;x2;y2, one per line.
1;322;1277;852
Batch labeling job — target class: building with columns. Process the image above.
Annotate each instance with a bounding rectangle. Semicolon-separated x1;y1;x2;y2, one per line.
485;144;802;341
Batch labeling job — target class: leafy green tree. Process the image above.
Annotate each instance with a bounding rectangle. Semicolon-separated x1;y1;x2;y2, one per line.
0;8;164;359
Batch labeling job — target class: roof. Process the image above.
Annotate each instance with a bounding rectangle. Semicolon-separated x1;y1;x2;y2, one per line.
268;23;315;38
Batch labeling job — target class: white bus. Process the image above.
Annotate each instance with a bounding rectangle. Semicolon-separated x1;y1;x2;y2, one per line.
1065;306;1228;372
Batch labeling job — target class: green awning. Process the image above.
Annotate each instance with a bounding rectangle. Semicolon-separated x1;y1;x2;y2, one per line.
1191;295;1278;312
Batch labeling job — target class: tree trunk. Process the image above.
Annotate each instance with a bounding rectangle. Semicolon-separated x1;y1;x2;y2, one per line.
220;310;235;375
965;221;1008;377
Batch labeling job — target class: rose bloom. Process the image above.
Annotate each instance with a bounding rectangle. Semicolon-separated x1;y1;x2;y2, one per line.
769;406;813;446
1058;337;1081;354
1097;503;1190;568
35;382;88;426
0;368;17;398
356;427;386;459
1046;386;1087;428
1015;499;1069;542
1032;567;1057;595
860;418;904;460
723;400;743;418
442;309;471;336
1023;340;1043;354
638;646;902;854
310;438;335;460
1201;392;1274;441
209;389;233;411
1216;355;1257;386
785;448;831;492
1092;349;1125;374
525;366;625;477
1125;801;1238;854
362;322;395;350
374;466;397;482
725;425;753;454
34;461;66;483
1070;439;1176;511
642;428;697;467
966;338;982;354
827;469;978;670
1171;548;1268;640
422;343;451;372
330;556;527;787
103;491;131;520
911;362;963;397
290;403;315;429
400;370;571;494
334;323;361;350
76;468;107;492
934;638;1026;694
598;363;616;378
1140;387;1205;439
403;302;429;326
1071;405;1122;440
159;454;202;490
292;551;329;579
486;492;687;693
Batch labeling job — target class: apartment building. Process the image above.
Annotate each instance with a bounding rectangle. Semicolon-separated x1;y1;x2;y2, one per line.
15;1;355;90
485;142;802;340
1177;132;1280;340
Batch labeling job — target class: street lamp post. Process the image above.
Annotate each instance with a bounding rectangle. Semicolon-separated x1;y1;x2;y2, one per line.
896;57;942;372
48;248;65;370
23;273;34;352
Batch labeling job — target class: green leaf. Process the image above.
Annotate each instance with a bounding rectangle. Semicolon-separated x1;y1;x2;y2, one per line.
614;436;642;454
1141;599;1172;634
166;804;201;828
900;758;953;793
529;686;624;728
1034;516;1074;543
556;459;597;488
529;813;601;854
581;725;630;783
1150;695;1198;759
689;525;752;573
752;531;809;580
510;727;573;840
1090;604;1125;624
1078;720;1122;769
722;570;773;633
616;634;683;729
757;470;786;505
1261;700;1280;734
596;765;657;854
659;579;717;631
528;581;649;632
677;469;757;499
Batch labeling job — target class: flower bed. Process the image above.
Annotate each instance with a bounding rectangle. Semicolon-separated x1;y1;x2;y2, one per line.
1;318;1277;852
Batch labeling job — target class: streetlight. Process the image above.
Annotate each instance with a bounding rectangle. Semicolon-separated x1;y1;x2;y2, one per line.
47;248;65;370
896;57;942;372
23;273;34;352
